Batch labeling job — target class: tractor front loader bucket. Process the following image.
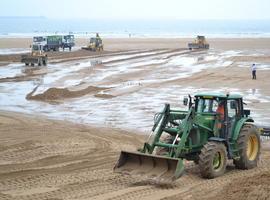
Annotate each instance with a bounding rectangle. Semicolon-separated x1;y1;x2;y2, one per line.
114;151;184;182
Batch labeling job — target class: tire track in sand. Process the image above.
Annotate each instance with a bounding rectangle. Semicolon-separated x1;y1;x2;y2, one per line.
1;112;270;200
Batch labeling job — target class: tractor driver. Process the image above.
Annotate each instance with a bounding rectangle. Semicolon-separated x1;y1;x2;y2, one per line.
216;100;225;129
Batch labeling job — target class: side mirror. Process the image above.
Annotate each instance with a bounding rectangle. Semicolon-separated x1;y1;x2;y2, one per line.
230;101;236;109
183;97;188;106
243;109;250;117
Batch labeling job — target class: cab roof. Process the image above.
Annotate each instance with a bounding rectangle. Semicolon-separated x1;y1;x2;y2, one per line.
195;92;242;99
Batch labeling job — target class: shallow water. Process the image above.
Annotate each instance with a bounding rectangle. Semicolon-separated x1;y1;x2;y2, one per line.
0;48;30;55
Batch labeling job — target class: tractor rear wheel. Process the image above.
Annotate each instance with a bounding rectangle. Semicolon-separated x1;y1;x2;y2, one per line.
199;141;227;179
233;124;260;169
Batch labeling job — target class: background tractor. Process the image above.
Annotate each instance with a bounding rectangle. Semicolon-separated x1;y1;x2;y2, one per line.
114;93;260;182
21;44;48;66
188;36;210;50
82;33;104;51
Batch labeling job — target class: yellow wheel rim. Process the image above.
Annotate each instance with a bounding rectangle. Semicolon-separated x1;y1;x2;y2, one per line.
246;135;259;161
213;151;224;171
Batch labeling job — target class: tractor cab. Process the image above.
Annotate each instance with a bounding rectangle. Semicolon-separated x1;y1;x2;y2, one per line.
190;93;248;139
89;37;103;49
196;36;206;44
31;44;46;56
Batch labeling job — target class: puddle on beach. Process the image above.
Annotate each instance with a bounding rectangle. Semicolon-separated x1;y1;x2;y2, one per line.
0;49;270;133
238;62;270;70
0;48;30;55
0;47;83;55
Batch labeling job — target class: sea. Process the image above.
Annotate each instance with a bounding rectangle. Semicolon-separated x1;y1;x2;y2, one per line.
0;17;270;38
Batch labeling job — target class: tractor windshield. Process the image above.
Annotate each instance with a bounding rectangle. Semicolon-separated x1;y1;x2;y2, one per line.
90;38;96;43
196;98;219;113
33;37;46;43
32;45;40;51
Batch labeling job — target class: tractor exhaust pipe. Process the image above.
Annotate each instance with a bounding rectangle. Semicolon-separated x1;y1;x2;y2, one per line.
114;151;184;182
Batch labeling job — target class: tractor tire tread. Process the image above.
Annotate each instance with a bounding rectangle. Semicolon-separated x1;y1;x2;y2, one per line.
233;124;260;169
199;141;227;179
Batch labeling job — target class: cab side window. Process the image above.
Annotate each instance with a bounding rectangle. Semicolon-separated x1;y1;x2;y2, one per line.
212;100;219;112
227;100;238;118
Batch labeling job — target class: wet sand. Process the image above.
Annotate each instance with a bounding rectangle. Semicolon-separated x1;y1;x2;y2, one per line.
0;44;270;131
0;38;270;199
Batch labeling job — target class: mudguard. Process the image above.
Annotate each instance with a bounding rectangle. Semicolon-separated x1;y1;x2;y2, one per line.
231;117;254;141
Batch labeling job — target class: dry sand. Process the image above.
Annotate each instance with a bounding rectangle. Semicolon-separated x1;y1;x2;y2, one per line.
1;38;270;199
1;37;270;50
0;111;270;200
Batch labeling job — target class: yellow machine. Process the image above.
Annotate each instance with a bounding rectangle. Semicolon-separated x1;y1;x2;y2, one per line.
82;33;104;51
188;36;209;50
21;44;47;66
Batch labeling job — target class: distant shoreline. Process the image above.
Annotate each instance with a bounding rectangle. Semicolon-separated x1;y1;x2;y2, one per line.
1;33;270;39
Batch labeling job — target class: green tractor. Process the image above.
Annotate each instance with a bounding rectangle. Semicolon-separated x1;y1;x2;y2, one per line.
114;92;260;181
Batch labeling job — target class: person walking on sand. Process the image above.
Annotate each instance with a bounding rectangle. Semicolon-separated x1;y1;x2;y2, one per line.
252;63;257;80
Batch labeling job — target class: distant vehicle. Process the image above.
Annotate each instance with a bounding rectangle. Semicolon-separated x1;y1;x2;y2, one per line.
21;44;47;66
32;34;75;52
82;33;104;51
43;35;63;51
62;34;75;51
188;36;209;50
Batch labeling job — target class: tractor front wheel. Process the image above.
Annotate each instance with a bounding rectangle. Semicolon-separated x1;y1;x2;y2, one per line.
199;141;227;179
233;124;260;169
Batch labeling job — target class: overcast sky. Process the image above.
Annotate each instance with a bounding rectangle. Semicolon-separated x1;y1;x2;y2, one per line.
1;0;270;20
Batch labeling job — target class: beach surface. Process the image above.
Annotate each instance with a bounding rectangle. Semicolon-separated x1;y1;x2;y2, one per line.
1;37;270;50
0;37;270;199
0;111;270;200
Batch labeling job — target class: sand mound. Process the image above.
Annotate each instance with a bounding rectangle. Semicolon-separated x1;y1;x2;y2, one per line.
27;85;107;101
94;93;115;99
216;171;270;200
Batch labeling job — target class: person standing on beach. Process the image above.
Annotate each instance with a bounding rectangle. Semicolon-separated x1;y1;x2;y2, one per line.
251;63;256;80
